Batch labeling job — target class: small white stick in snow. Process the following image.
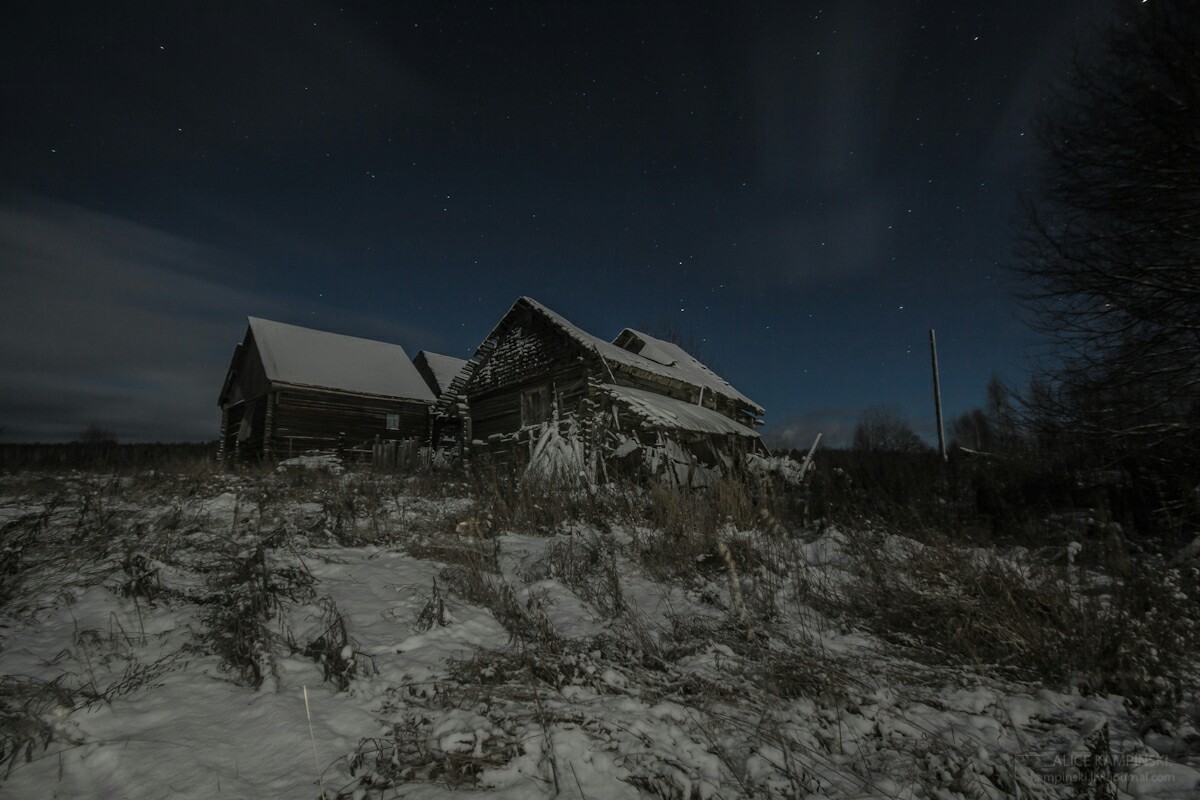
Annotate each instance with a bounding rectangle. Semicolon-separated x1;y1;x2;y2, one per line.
717;541;755;642
303;686;326;799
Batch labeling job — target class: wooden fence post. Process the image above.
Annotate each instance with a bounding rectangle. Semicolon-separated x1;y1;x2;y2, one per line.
217;408;229;465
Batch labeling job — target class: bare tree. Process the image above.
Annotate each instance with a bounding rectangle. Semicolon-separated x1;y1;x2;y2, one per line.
950;408;992;452
1017;0;1200;458
852;405;926;454
78;423;117;445
950;375;1025;454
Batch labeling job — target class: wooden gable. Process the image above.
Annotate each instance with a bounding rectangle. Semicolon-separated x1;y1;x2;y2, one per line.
217;329;271;409
460;303;595;441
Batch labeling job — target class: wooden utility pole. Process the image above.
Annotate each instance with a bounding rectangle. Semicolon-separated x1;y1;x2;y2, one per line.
930;329;947;461
799;432;822;476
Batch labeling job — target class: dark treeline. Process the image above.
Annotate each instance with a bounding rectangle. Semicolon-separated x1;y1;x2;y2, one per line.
799;447;1166;544
0;442;217;472
818;0;1200;546
1004;0;1200;542
800;372;1195;544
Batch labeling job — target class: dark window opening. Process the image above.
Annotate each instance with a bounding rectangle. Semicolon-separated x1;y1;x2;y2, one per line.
521;386;551;426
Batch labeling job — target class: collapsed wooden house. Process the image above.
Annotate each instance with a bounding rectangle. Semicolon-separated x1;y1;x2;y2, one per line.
436;297;767;485
217;317;435;462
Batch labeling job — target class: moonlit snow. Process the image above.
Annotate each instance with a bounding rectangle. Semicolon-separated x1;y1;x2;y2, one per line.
1;470;1196;799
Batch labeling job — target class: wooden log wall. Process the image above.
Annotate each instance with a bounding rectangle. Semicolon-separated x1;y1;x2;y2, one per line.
470;313;578;394
467;313;593;442
470;364;589;441
468;415;579;475
269;388;429;459
219;400;265;464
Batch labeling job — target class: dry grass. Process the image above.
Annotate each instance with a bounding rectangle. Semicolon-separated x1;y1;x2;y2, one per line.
201;539;315;689
301;596;370;692
344;707;524;792
463;466;625;535
4;457;1198;797
541;528;626;619
0;677;76;779
832;528;1200;710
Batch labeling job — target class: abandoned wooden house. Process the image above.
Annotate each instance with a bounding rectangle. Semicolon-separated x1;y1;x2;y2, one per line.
437;296;767;485
217;317;435;462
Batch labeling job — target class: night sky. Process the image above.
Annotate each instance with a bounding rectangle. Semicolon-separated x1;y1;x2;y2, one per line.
1;1;1113;446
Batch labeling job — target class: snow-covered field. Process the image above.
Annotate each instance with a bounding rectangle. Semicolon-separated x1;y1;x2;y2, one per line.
0;467;1197;799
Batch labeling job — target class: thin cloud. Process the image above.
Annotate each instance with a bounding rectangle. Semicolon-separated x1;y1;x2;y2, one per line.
762;407;859;450
0;199;438;442
747;190;903;285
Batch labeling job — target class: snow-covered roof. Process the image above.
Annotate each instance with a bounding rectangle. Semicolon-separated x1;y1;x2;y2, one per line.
613;328;763;414
415;351;469;396
519;297;763;415
247;317;435;402
602;384;760;439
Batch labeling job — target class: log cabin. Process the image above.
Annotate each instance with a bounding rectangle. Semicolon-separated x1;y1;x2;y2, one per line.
217;317;435;463
440;297;767;485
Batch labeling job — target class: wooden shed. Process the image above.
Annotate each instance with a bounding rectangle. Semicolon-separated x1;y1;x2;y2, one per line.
440;297;767;484
217;317;435;463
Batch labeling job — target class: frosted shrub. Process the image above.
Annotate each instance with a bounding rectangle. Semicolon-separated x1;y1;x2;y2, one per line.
541;529;625;619
201;540;314;689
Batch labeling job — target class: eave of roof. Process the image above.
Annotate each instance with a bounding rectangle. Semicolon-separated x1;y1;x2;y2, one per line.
601;384;761;439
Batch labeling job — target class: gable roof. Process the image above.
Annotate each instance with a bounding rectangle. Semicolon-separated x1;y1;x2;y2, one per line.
517;297;763;415
413;350;469;396
246;317;435;402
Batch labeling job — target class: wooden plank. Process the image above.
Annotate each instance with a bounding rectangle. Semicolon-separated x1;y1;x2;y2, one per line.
264;387;430;458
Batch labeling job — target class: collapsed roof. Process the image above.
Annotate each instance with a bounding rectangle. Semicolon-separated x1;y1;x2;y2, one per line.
602;384;760;438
